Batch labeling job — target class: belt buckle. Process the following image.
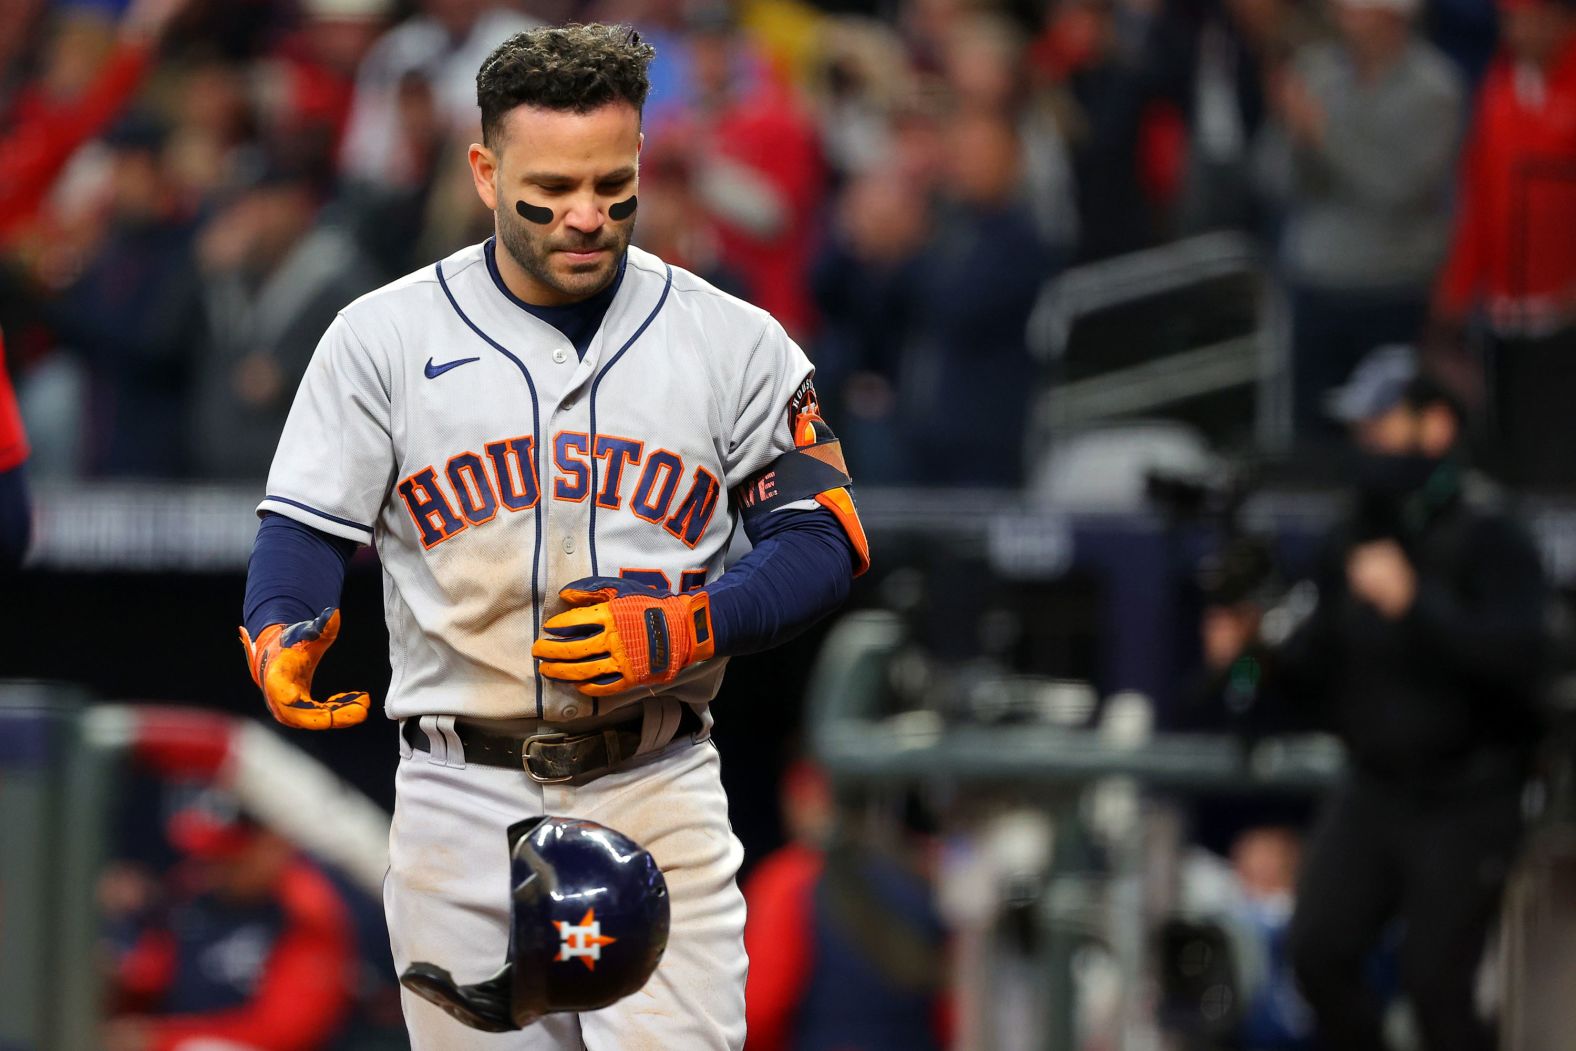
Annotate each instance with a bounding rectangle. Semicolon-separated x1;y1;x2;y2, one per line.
522;731;577;784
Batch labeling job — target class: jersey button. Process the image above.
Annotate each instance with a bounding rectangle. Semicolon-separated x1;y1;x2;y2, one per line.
552;348;568;364
562;536;575;554
562;705;579;719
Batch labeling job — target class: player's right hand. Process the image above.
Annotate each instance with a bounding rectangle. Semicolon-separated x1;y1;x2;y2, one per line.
533;577;715;697
238;608;370;730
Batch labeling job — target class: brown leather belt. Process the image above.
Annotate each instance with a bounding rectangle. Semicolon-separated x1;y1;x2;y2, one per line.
401;706;704;783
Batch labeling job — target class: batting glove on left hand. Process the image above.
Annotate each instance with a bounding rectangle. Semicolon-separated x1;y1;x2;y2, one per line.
238;608;370;730
533;577;716;697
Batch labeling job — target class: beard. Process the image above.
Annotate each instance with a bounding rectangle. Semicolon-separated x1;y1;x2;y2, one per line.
497;203;633;303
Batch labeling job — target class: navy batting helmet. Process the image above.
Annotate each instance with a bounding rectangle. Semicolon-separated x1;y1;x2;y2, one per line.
399;815;670;1031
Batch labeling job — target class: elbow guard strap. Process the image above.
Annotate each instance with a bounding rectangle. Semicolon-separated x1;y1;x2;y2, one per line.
735;412;871;575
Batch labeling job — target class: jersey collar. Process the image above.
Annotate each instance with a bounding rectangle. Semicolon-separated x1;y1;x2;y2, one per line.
483;237;628;320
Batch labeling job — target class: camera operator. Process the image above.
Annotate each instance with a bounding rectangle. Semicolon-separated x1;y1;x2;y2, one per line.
1208;345;1550;1051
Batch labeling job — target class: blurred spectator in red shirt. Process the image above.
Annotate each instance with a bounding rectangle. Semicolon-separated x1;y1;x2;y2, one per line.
662;9;826;338
1435;0;1576;485
0;0;193;247
259;0;393;166
102;796;356;1051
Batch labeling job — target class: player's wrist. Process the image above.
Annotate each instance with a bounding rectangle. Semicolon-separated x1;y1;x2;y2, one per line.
238;622;285;686
677;590;715;665
606;591;713;682
648;591;713;670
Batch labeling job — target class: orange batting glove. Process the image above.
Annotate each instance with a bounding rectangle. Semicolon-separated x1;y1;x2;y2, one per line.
533;577;716;697
238;608;370;730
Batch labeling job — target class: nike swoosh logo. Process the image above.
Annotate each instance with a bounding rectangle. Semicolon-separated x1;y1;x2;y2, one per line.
424;356;480;379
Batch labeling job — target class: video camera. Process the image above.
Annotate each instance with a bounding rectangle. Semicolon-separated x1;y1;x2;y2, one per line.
1145;466;1280;608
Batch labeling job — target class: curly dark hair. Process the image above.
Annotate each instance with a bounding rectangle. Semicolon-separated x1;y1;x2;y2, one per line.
477;24;656;147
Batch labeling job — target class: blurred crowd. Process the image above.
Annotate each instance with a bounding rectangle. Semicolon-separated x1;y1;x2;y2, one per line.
94;744;404;1051
2;0;1575;487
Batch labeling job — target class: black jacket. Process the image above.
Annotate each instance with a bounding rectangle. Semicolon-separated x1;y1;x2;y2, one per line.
1274;477;1550;788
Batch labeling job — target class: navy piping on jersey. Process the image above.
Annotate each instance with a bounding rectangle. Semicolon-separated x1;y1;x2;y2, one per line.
587;262;673;577
584;261;671;717
261;495;374;538
436;259;547;718
483;239;627;361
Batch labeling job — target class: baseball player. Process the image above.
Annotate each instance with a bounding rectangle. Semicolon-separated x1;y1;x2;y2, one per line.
238;23;868;1051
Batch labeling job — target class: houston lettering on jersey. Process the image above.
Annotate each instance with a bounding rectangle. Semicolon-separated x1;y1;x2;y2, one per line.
397;431;721;550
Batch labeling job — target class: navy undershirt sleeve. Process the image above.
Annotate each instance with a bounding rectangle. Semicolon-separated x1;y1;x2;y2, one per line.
244;502;855;658
706;506;857;656
0;465;31;572
243;512;357;637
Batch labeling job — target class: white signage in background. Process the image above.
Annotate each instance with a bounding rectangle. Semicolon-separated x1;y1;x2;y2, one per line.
987;512;1075;580
1530;509;1576;588
26;482;261;572
24;481;1576;589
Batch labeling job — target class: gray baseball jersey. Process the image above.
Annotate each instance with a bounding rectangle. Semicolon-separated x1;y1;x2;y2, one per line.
259;241;812;724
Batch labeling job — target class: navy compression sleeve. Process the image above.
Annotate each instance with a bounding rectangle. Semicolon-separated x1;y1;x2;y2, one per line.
243;513;357;637
245;507;854;656
0;464;31;571
706;506;857;656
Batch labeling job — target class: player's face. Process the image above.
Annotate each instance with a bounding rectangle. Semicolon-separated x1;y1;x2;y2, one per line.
1354;404;1422;456
469;102;642;305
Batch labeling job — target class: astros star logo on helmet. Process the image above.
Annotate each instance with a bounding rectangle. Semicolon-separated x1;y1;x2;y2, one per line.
556;908;618;970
